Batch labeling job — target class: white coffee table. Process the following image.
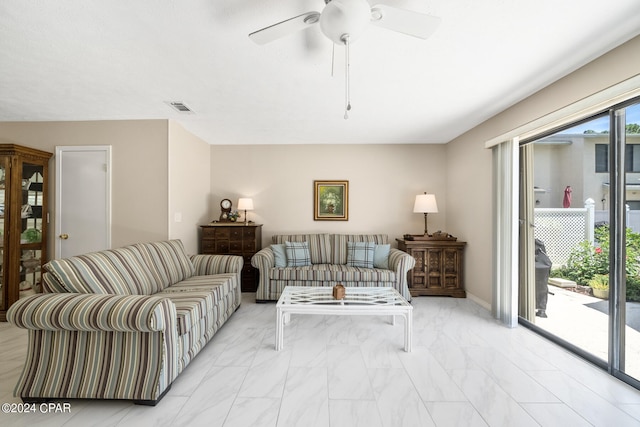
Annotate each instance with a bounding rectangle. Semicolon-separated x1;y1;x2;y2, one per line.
275;286;413;352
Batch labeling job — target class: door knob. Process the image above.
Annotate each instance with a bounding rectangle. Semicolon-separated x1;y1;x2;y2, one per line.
59;233;69;240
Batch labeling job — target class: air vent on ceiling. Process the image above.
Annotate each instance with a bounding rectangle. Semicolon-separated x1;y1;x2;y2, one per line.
166;101;194;114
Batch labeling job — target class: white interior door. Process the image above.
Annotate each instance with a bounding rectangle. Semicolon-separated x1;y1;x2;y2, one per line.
55;146;111;258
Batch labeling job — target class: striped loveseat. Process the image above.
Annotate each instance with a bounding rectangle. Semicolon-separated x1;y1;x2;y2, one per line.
251;234;415;301
7;240;242;406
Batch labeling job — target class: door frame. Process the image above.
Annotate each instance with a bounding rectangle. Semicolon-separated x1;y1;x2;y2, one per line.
54;146;112;259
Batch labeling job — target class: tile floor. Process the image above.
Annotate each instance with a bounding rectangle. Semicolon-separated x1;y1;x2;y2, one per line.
2;293;640;426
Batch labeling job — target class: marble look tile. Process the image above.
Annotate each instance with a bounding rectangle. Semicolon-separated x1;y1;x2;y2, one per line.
463;346;559;403
283;367;328;402
450;369;539;427
329;400;382;427
359;340;403;369
532;369;640;426
238;346;291;398
3;294;640;427
327;345;375;400
398;347;467;402
224;397;280;427
368;368;435;427
277;398;329;427
428;333;482;372
520;403;592;427
425;402;489;427
115;396;189;427
170;354;217;397
213;327;265;367
619;403;640;420
173;366;248;427
289;332;328;367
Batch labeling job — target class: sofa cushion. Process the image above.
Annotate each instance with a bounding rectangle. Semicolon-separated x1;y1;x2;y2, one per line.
134;240;195;288
373;244;391;269
272;234;331;264
346;242;375;268
269;264;396;282
332;234;389;265
44;246;158;295
285;241;312;267
156;273;236;335
271;244;287;267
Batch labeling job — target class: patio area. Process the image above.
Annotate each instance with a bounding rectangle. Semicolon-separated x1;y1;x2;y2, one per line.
534;284;640;379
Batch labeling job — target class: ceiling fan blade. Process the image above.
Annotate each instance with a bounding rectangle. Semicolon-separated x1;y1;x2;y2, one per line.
370;5;441;40
249;12;321;45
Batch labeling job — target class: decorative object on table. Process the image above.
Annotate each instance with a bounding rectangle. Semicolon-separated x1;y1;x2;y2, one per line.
403;231;457;241
219;198;232;221
314;180;349;221
333;284;345;300
237;198;254;225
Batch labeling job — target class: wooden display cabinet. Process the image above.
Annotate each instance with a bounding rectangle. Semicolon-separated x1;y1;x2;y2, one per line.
200;223;263;292
396;238;466;298
0;144;52;321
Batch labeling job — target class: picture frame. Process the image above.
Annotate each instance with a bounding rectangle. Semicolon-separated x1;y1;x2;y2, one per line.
314;180;349;221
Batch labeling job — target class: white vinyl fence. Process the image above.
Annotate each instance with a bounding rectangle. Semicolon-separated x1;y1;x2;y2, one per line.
534;199;640;267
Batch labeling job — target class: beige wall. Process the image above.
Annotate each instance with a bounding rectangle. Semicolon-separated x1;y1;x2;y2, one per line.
0;120;170;253
446;35;640;306
168;121;211;254
209;144;448;246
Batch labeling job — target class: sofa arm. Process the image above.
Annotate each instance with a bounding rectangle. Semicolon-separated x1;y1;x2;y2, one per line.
251;247;275;300
190;254;244;276
389;248;416;301
7;293;176;333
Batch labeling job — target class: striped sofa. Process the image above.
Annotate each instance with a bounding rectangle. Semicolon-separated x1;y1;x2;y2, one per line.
7;240;242;406
251;234;415;301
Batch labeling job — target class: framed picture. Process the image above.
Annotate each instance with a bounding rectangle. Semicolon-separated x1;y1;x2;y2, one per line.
314;180;349;221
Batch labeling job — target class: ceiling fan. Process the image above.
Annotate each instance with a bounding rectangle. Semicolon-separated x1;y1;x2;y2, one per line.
248;0;442;119
249;0;442;46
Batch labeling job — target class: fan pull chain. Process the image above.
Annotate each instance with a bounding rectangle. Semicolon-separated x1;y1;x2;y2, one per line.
331;43;335;77
343;35;351;120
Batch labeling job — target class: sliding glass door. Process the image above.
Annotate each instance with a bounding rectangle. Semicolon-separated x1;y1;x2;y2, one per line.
623;102;640;381
519;97;640;388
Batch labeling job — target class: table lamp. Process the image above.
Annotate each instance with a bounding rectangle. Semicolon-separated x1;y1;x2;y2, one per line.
413;192;438;235
237;198;254;225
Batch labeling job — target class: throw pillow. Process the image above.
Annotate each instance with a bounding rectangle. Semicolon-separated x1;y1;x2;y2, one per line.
346;241;375;269
271;244;287;267
373;244;390;269
285;241;312;267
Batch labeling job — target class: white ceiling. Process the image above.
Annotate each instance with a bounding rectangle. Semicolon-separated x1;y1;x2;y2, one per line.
1;0;639;145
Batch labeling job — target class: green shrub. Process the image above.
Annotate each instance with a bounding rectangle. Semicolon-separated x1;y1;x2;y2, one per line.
558;225;640;300
563;241;608;285
626;275;640;302
588;274;609;290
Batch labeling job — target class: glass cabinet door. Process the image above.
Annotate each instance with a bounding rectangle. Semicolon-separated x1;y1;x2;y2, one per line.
0;159;6;310
19;162;44;298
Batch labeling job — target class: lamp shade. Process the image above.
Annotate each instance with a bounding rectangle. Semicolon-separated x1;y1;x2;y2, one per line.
413;193;438;213
237;198;254;211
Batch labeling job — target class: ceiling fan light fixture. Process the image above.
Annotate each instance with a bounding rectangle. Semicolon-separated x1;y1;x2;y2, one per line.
320;0;370;44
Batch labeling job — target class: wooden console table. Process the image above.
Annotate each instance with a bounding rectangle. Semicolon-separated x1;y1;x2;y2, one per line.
396;238;466;298
200;223;262;292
